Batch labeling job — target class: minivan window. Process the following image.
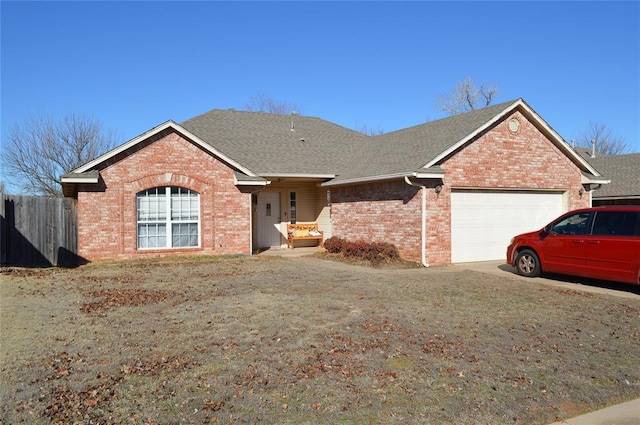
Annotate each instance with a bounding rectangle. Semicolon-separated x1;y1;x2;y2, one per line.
592;211;640;236
549;212;591;235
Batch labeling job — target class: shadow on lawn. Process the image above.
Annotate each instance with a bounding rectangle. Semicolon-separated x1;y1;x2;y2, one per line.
498;263;640;296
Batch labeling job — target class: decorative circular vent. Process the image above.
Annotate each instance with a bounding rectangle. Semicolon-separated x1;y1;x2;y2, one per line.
508;118;520;133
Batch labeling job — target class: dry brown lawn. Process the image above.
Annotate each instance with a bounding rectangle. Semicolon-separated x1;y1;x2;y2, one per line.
1;255;639;424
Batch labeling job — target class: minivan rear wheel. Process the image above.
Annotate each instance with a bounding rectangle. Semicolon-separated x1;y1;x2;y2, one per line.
515;249;541;277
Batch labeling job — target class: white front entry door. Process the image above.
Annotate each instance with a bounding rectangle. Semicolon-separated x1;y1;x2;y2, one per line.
256;192;282;248
450;190;564;263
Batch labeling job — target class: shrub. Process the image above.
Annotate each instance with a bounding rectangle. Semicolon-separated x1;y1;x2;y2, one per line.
343;240;369;258
323;236;346;254
371;242;400;261
325;236;401;265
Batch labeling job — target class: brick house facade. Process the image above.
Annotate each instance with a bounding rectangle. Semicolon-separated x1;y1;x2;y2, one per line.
62;99;606;264
72;129;253;261
329;110;591;265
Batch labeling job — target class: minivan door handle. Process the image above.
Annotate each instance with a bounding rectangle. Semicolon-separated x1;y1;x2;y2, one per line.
587;240;600;245
573;240;585;244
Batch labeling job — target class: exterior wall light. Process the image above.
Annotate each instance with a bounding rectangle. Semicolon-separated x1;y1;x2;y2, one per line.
435;184;443;195
579;187;585;198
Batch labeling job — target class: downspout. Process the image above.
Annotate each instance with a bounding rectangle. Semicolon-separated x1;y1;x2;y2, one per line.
404;176;429;268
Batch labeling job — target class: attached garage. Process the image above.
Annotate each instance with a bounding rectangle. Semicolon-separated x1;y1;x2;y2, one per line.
450;190;565;263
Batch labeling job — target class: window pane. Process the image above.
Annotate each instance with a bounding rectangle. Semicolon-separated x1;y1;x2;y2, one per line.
550;212;590;235
172;223;198;247
593;211;639;236
137;188;167;222
171;188;198;220
138;224;148;248
138;223;166;248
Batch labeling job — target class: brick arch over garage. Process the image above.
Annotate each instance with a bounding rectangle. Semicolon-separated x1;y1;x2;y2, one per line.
122;173;214;256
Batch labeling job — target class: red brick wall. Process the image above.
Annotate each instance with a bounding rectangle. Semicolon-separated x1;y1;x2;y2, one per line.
76;131;251;261
331;110;590;265
330;181;423;260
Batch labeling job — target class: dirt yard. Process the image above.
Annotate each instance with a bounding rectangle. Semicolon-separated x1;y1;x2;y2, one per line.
1;255;639;424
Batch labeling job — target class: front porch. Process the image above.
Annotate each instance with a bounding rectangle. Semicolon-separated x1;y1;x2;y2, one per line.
251;178;332;251
255;246;324;257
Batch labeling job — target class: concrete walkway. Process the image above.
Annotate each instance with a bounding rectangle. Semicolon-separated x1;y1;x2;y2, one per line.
548;398;640;425
256;246;323;258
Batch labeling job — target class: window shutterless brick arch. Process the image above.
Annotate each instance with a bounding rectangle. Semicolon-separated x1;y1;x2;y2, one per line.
123;173;212;255
75;131;252;261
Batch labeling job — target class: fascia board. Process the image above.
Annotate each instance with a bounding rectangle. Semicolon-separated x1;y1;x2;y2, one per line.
581;174;611;185
321;171;443;187
413;171;445;179
233;177;270;186
593;195;640;200
60;176;99;184
421;99;603;177
71;121;259;177
259;173;336;179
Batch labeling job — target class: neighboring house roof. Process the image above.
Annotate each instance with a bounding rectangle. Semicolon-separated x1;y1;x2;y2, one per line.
62;98;605;190
582;153;640;200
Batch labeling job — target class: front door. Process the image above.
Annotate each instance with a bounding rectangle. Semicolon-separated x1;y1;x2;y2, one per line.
256;192;282;248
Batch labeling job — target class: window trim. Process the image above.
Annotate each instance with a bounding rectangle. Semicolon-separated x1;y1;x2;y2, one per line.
289;191;297;224
136;186;201;250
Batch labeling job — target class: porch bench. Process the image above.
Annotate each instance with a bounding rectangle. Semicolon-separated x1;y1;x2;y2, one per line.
287;223;323;249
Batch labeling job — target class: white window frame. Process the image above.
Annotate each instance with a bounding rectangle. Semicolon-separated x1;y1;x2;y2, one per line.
289;191;297;224
136;186;201;249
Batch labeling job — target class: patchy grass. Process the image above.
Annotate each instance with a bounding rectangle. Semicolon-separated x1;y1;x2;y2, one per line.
1;256;639;424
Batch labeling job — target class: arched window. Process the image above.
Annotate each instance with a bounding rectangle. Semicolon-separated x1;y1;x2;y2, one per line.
136;187;200;249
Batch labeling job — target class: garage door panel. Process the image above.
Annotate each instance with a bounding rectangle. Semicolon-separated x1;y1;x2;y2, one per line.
451;191;563;263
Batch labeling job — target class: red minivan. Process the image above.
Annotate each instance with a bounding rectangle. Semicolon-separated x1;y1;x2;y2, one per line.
506;207;640;285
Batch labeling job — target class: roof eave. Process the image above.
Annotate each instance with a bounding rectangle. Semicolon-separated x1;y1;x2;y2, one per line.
581;174;610;185
321;170;444;187
60;176;99;184
592;195;640;200
259;173;337;179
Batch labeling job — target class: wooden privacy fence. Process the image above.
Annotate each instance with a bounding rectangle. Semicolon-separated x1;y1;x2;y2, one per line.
1;194;79;267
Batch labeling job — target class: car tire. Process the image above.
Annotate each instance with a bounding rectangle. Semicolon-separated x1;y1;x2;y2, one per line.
515;249;541;277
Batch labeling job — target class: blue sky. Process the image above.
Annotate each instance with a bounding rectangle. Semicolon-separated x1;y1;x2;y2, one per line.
1;1;639;190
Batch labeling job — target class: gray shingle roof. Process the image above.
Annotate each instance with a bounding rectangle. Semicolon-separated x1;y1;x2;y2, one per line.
584;153;640;199
181;109;369;176
333;100;518;182
181;100;520;182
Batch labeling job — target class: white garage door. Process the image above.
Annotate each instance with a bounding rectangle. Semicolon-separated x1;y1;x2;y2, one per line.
450;190;564;263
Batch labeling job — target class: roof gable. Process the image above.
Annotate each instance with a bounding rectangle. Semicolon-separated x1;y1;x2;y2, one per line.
68;120;260;178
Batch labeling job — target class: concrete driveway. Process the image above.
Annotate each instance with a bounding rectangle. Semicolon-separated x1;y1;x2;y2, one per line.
455;261;640;300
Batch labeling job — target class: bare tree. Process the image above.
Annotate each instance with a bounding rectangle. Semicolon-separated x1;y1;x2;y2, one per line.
436;77;498;115
576;121;629;156
1;113;118;197
354;123;385;136
245;92;302;115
